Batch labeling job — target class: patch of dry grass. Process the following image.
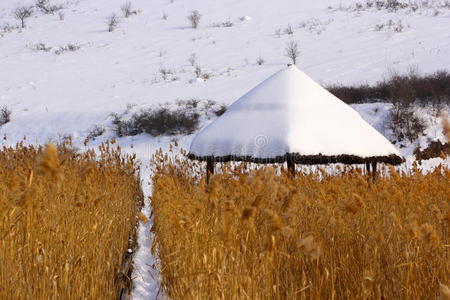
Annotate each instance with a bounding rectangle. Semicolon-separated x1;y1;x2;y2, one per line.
0;141;143;299
151;149;449;299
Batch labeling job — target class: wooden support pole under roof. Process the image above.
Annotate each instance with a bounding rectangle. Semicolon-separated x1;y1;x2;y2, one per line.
286;154;295;178
206;157;215;183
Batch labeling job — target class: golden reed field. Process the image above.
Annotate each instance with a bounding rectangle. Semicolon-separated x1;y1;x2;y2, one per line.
151;148;450;300
0;141;143;299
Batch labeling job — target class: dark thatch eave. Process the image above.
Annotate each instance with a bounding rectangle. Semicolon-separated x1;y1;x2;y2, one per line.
187;153;404;165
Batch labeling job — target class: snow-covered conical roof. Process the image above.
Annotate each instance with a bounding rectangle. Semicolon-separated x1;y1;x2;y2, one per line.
189;65;402;165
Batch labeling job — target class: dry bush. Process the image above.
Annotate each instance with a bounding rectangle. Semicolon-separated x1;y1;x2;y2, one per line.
284;40;300;65
327;70;450;105
29;42;52;52
151;150;449;299
187;53;197;66
35;0;62;15
111;105;200;137
107;13;119;32
214;104;228;116
121;1;137;18
159;67;173;81
284;23;294;35
331;0;450;13
256;57;265;66
54;43;81;55
194;65;212;80
188;10;201;29
0;23;21;37
414;140;450;160
389;102;426;143
84;124;106;144
111;100;225;138
374;19;405;32
415;115;450;159
0;106;12;125
0;141;143;299
13;6;33;28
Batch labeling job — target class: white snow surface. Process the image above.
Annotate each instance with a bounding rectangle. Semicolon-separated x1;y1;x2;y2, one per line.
189;65;401;159
0;0;450;299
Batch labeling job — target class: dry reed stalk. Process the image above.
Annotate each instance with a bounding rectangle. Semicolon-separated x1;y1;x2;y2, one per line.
150;148;450;299
0;141;143;299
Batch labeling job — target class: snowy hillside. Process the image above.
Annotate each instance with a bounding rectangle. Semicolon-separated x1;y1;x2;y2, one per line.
1;0;450;146
1;0;449;298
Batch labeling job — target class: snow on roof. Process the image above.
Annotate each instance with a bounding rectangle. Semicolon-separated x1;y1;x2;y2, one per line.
189;65;402;164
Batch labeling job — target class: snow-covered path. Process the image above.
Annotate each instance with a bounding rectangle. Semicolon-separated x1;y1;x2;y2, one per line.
131;166;161;300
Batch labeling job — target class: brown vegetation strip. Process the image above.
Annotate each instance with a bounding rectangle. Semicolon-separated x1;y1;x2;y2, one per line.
327;70;450;104
0;141;143;299
151;149;449;299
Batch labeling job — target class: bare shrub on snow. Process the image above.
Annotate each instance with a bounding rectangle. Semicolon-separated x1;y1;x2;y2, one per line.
13;6;33;28
1;23;20;33
194;65;212;80
298;18;333;35
375;19;406;32
221;20;233;27
85;125;106;143
214;104;228;116
194;65;202;78
111;100;227;137
121;1;136;18
112;106;200;137
159;67;173;81
188;10;201;29
29;42;52;52
188;53;197;66
54;43;81;54
284;24;294;35
284;40;300;65
0;106;12;126
35;0;63;14
107;14;119;32
212;20;233;28
1;23;21;37
274;28;281;38
392;20;404;32
28;42;80;54
330;0;450;14
177;99;226;117
389;103;426;144
256;57;265;65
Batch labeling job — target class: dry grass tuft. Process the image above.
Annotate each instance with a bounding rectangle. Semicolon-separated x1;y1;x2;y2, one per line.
150;149;449;299
0;141;143;299
37;143;61;180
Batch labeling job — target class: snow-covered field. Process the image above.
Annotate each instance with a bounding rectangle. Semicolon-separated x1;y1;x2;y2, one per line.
1;0;449;298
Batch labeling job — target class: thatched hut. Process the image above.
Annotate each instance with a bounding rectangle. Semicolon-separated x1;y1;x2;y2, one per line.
188;65;402;179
